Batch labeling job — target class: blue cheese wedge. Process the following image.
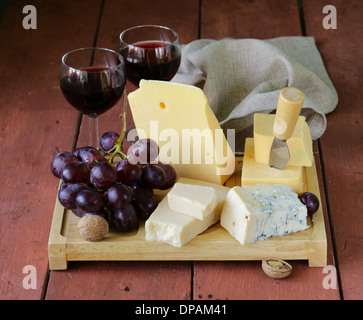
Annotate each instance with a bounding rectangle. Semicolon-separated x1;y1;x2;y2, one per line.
145;178;230;247
167;183;217;220
220;184;308;245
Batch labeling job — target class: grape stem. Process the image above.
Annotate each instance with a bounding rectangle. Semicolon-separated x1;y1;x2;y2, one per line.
104;204;113;222
108;91;129;164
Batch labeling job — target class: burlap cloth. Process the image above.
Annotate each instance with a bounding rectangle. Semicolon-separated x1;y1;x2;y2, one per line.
172;37;338;152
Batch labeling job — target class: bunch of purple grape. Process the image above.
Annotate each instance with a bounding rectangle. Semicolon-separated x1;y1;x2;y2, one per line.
51;132;176;233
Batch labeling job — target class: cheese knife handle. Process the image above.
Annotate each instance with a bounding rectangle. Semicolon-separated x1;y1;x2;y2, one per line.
272;87;305;141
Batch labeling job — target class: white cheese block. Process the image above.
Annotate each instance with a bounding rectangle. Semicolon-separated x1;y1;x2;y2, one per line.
167;183;217;220
220;184;308;245
145;178;230;247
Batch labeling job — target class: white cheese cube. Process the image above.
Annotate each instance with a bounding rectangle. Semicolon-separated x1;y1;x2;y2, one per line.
145;177;230;247
220;184;309;245
167;183;217;220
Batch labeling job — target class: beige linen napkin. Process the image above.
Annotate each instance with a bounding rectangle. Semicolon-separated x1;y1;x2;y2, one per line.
172;37;338;152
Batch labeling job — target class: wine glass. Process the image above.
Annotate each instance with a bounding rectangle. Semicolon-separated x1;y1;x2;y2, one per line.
119;25;181;145
60;47;126;147
118;25;181;87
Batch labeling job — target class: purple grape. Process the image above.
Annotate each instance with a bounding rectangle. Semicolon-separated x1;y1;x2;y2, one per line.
131;185;153;203
100;131;120;151
71;208;84;217
51;151;79;178
59;181;68;191
141;165;166;189
128;179;142;189
82;209;109;221
134;196;158;220
73;146;95;158
61;161;91;183
108;184;132;209
74;146;107;168
58;182;90;209
75;189;106;213
90;162;117;190
127;138;159;164
152;162;177;190
114;159;142;185
298;192;320;217
112;205;139;232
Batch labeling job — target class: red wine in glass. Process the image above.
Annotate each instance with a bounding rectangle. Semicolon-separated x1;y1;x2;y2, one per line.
119;25;181;87
119;40;181;86
60;47;126;147
60;66;125;118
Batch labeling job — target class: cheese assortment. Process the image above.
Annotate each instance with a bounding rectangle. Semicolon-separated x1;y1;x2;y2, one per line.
220;184;309;245
49;73;327;269
127;82;315;248
127;80;236;185
145;178;230;247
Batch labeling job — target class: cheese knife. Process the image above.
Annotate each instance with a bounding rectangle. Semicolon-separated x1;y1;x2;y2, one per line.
269;87;305;170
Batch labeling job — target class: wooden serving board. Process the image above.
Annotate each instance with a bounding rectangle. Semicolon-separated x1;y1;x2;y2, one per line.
48;157;327;270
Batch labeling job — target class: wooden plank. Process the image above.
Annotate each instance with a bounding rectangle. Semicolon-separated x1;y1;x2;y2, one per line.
194;0;339;300
46;0;199;300
193;260;336;300
45;261;191;300
0;0;102;300
201;0;302;39
303;0;363;300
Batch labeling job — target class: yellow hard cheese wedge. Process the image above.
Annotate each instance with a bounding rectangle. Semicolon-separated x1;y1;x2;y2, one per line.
241;138;304;193
127;80;236;185
145;177;230;247
253;113;313;167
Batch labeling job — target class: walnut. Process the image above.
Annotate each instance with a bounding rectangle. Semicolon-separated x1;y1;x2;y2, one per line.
262;259;292;279
77;214;109;242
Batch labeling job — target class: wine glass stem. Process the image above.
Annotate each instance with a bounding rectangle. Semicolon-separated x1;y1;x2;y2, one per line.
89;116;99;148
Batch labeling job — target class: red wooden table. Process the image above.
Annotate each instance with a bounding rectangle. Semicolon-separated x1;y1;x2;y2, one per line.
0;0;362;301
